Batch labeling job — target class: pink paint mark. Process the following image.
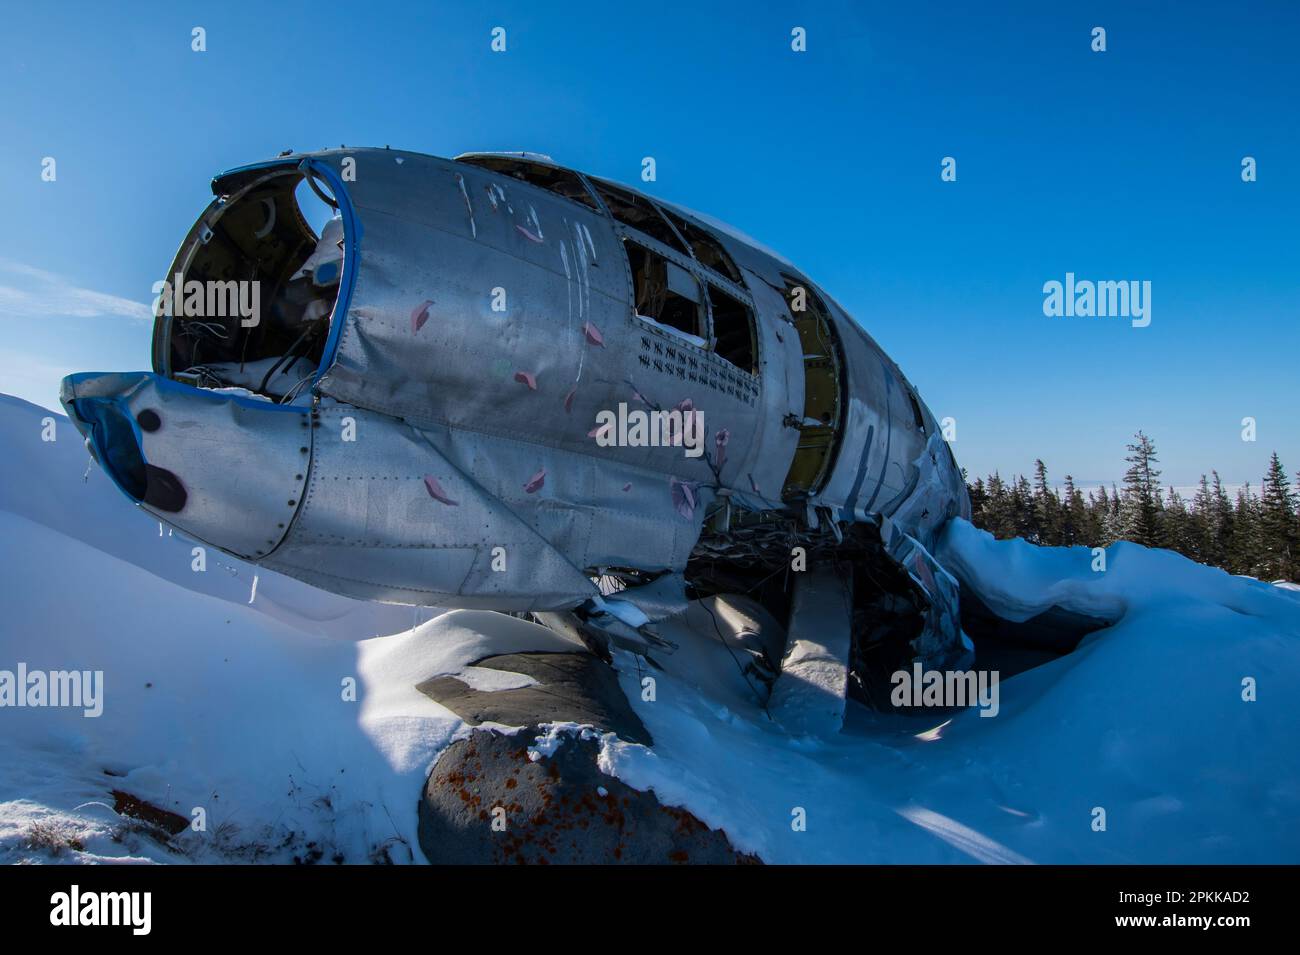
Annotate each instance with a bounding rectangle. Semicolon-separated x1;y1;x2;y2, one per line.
748;473;761;494
514;371;538;390
622;482;632;492
410;300;433;334
423;475;459;506
582;322;605;347
563;386;577;413
588;422;612;440
524;469;546;494
670;477;698;520
715;428;730;471
515;224;543;243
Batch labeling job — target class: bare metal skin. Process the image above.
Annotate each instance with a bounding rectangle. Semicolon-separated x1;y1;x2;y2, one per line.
62;148;971;678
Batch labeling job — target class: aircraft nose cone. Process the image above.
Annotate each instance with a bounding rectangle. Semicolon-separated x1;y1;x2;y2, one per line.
60;371;314;560
61;374;187;512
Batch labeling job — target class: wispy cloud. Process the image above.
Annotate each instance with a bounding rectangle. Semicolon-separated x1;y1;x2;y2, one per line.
0;258;152;322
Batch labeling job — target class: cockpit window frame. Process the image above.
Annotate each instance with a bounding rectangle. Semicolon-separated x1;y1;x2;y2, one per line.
454;154;603;213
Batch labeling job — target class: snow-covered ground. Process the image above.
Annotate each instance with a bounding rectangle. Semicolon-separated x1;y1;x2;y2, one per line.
1;393;1296;863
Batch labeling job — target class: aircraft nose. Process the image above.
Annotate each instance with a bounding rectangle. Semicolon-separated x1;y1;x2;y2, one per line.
60;371;314;560
60;376;186;512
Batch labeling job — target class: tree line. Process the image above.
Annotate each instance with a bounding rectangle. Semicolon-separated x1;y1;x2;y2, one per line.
965;432;1299;583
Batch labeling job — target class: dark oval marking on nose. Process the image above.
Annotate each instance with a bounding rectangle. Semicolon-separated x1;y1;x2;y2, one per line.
143;464;187;513
137;409;162;432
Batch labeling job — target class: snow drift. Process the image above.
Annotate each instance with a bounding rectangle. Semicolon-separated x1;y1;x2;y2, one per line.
0;394;1297;863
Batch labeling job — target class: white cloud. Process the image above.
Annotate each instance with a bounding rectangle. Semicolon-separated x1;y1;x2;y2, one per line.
0;258;151;323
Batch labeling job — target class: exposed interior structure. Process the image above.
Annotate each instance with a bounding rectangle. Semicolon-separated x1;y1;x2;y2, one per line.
155;169;345;401
780;276;844;498
455;153;599;210
627;241;705;343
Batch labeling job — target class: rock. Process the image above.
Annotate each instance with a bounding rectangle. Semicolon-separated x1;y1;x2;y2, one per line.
416;648;757;863
417;729;758;864
417;651;651;746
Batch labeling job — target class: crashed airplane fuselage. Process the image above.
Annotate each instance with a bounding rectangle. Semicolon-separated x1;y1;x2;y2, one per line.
61;148;972;691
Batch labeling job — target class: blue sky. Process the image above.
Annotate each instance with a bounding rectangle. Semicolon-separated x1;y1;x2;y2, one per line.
1;0;1296;486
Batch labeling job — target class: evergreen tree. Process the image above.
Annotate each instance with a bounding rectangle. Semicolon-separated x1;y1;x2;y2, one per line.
1231;483;1262;575
1259;452;1298;581
1062;474;1089;546
1189;475;1217;566
960;443;1296;583
1119;432;1163;546
1210;471;1235;569
1031;459;1061;545
968;476;987;521
1163;487;1195;555
981;472;1018;540
1011;474;1036;540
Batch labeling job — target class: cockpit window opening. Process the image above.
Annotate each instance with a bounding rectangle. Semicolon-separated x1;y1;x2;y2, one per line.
590;180;690;254
625;240;705;345
658;206;745;285
455;155;600;210
159;169;346;402
706;283;757;374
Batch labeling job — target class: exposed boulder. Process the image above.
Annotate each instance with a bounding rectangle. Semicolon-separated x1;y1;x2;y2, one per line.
417;651;651;745
418;729;758;864
417;649;757;864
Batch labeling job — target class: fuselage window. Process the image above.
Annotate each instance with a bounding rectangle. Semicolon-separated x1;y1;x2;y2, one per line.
626;241;704;345
455;155;599;210
707;284;756;374
591;180;690;254
660;207;744;285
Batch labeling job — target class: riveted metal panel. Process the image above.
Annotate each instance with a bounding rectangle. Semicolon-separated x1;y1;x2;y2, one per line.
61;371;311;560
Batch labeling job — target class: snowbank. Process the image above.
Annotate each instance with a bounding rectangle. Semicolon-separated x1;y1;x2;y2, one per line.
596;521;1300;863
0;396;577;862
1;392;1296;864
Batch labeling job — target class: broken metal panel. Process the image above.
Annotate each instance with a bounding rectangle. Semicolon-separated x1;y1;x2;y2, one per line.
880;516;971;669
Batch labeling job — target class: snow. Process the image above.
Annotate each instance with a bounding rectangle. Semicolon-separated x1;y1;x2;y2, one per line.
2;391;1297;864
0;395;578;863
594;521;1300;862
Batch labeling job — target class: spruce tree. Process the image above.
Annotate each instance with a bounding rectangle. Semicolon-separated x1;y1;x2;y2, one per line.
1032;459;1061;545
1211;471;1235;569
1231;483;1262;575
967;476;988;525
1119;432;1163;546
1163;487;1194;555
1062;474;1089;546
1190;474;1214;564
1259;452;1298;581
